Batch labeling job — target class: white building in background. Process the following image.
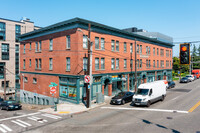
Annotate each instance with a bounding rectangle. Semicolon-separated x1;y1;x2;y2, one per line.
0;17;40;98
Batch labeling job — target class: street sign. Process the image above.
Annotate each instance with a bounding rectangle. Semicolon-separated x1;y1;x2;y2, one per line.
50;86;56;94
84;75;90;83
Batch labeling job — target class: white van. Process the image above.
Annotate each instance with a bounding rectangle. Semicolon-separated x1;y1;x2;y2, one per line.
132;80;167;107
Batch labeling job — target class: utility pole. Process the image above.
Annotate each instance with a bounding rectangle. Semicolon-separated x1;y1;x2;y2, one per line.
134;39;137;92
4;65;6;100
86;23;91;108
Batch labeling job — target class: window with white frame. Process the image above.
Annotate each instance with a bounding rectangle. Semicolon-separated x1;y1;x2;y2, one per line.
157;60;159;68
66;35;70;49
111;58;115;69
140;45;142;54
35;59;38;69
66;57;70;71
23;44;25;54
111;40;115;51
33;78;37;84
30;43;31;50
49;39;53;51
35;42;38;52
83;35;88;48
130;43;133;53
116;41;119;51
116;58;119;69
95;37;99;49
38;59;42;69
95;58;99;70
101;58;105;69
124;42;127;52
137;44;139;53
157;48;159;56
83;57;87;71
124;59;127;69
23;59;25;69
153;48;155;56
29;59;31;67
101;38;105;50
140;59;142;68
49;58;53;70
39;41;42;51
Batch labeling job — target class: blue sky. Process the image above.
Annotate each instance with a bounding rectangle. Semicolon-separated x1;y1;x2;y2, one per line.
1;0;200;56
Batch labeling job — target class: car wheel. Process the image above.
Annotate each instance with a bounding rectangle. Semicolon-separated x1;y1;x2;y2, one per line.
121;100;125;105
147;101;151;107
161;95;165;101
6;107;9;111
0;106;3;110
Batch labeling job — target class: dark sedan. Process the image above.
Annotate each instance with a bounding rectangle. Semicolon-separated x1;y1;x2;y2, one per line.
167;81;175;89
0;100;22;111
180;77;190;83
110;91;134;105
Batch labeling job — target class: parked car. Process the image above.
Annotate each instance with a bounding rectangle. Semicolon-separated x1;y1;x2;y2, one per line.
110;91;134;105
186;75;195;82
167;81;175;89
0;100;22;111
180;77;190;83
0;98;4;106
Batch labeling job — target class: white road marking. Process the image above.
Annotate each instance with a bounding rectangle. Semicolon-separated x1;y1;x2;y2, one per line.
27;116;47;123
0;127;7;133
16;119;31;126
0;112;41;122
101;107;188;114
41;114;62;119
0;124;12;132
11;120;27;128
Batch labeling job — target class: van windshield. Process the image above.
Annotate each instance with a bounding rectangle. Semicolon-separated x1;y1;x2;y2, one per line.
136;89;149;95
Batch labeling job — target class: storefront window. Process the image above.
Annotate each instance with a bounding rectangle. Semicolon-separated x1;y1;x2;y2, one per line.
60;86;77;100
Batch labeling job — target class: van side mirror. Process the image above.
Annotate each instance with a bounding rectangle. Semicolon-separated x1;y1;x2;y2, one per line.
149;89;152;96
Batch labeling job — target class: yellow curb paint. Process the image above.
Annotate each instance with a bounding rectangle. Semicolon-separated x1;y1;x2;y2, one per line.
188;101;200;112
58;111;70;114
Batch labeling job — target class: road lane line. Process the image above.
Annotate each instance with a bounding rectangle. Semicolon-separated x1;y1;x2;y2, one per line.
0;124;12;132
188;101;200;112
101;107;188;113
0;127;7;133
11;120;27;128
43;113;62;118
16;119;31;126
0;112;41;122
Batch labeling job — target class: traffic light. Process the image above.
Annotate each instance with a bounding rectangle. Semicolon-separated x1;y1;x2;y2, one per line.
179;43;190;65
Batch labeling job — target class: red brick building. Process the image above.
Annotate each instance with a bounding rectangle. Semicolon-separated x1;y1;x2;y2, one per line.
19;18;173;105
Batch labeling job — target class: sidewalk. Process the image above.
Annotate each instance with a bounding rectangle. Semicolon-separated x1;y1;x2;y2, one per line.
39;96;112;116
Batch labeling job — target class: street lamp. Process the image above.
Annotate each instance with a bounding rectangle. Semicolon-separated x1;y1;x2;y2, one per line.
77;26;93;108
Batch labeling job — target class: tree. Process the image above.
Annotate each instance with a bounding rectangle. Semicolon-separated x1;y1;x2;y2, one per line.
192;44;197;57
198;45;200;57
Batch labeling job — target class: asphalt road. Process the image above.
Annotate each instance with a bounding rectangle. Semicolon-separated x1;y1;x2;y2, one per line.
3;79;200;133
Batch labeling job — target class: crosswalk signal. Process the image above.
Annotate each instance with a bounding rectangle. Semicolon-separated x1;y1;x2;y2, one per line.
179;43;190;65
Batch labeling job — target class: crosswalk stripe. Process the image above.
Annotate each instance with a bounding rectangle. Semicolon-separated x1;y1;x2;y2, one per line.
27;117;43;123
0;124;12;132
16;119;31;126
42;114;62;119
0;127;7;133
11;120;27;128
